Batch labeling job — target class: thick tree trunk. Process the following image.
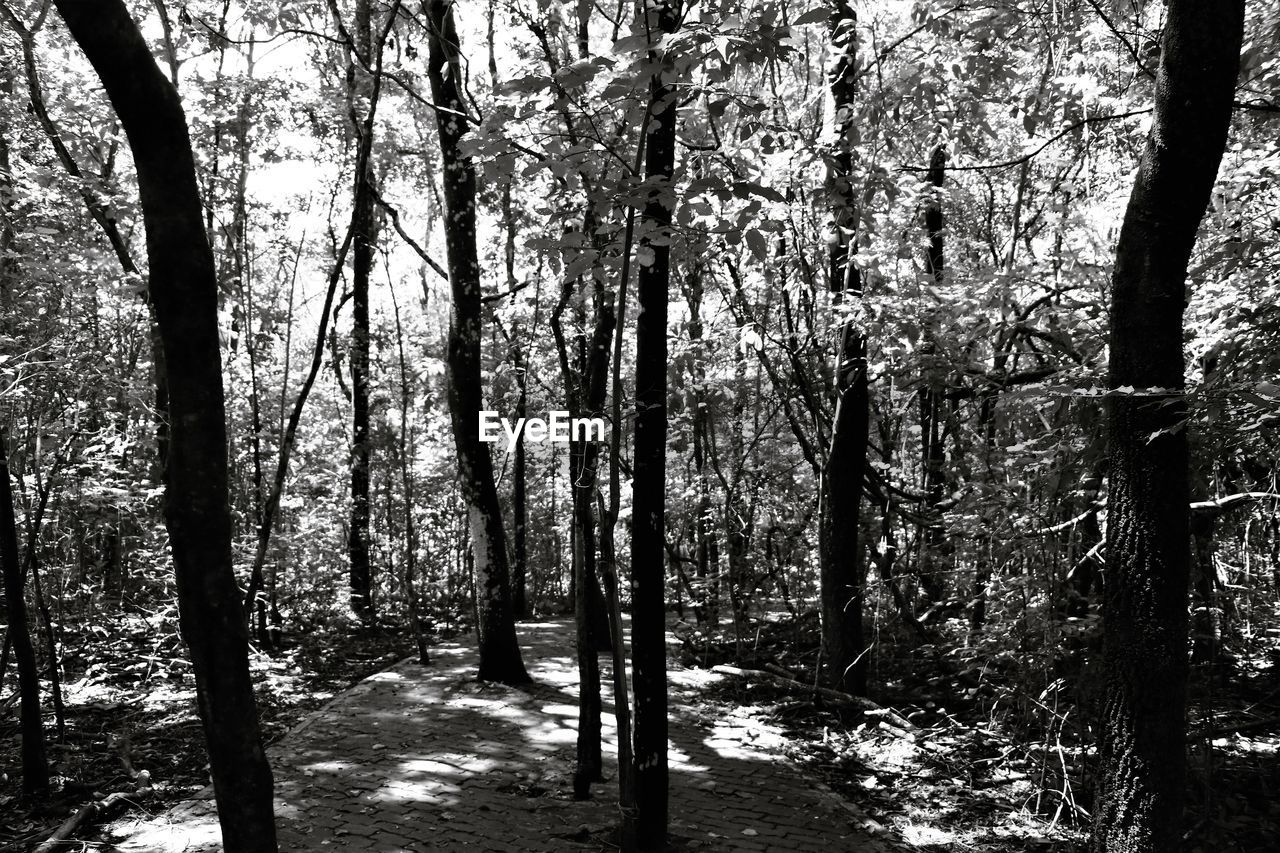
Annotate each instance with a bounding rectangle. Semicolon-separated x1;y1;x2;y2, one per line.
1092;3;1242;851
632;3;680;847
0;431;49;798
426;0;530;685
818;0;869;695
53;2;278;848
820;324;869;694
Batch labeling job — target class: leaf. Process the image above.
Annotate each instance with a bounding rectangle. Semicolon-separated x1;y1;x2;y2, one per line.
611;34;649;55
791;8;830;26
556;59;601;89
745;229;768;262
731;181;786;204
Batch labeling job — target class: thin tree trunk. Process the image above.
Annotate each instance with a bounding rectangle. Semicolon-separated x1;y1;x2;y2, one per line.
245;5;396;627
53;2;278;847
426;0;530;685
1092;3;1242;850
918;143;947;604
390;281;429;664
0;429;49;797
575;288;616;798
499;178;530;620
0;5;170;474
228;40;272;645
0;68;48;795
512;337;529;618
347;0;376;624
685;265;715;626
17;433;75;738
600;91;650;852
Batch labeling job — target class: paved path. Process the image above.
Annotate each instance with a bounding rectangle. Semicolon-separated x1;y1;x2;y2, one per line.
104;620;892;852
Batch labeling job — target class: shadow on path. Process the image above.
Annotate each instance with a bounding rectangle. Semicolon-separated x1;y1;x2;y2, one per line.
103;620;895;852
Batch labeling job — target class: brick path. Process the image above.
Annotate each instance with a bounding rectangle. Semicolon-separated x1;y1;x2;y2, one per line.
103;620;897;851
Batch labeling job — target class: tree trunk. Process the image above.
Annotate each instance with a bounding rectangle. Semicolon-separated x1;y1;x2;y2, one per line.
918;143;947;604
573;469;603;798
53;2;278;847
0;65;15;312
348;0;376;624
575;288;616;798
512;337;529;618
684;263;716;627
632;3;680;846
1190;511;1222;663
1092;3;1242;851
391;282;429;664
426;0;530;685
818;0;870;695
0;430;49;798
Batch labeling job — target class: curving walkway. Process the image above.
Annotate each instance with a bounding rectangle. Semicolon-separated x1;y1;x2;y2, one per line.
103;620;895;852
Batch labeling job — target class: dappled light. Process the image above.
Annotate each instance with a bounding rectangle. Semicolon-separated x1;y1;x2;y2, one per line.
101;620;873;852
0;0;1276;851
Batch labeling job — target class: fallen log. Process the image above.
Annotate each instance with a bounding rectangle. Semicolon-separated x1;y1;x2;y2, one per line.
33;784;148;853
709;664;918;731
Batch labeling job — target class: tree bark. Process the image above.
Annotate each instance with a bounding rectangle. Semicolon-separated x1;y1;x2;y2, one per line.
684;264;717;626
512;336;529;618
1092;3;1243;851
575;292;615;798
347;0;376;623
818;0;870;695
632;2;681;846
918;144;947;604
0;429;49;798
53;2;278;847
426;0;530;685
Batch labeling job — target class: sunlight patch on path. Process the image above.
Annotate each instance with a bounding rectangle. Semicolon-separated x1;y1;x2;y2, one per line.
104;619;897;852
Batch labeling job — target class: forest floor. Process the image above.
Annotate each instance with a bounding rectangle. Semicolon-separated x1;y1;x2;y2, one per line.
0;608;414;851
4;611;1279;851
89;618;889;852
672;611;1280;853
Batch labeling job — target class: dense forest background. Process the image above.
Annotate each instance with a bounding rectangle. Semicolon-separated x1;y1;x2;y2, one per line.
1;0;1278;850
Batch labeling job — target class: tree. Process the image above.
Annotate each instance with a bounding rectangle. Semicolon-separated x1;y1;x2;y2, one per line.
0;66;48;800
632;1;682;846
346;0;377;624
1093;2;1244;850
818;0;871;696
0;427;49;798
425;0;530;685
52;1;278;848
